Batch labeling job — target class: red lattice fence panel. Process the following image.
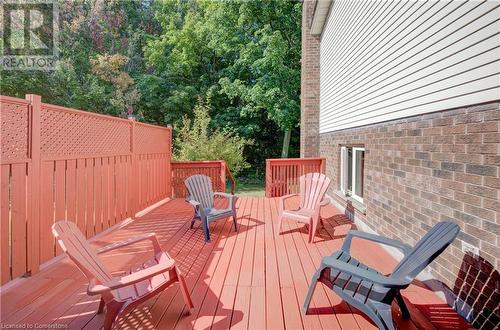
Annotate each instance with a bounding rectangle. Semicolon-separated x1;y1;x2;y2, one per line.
265;158;326;197
134;122;172;211
0;94;172;284
0;96;32;284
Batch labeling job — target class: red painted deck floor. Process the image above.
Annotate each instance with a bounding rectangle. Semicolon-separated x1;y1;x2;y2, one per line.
1;197;472;330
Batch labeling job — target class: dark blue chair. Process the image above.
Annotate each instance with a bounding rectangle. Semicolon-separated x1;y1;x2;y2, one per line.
304;221;460;330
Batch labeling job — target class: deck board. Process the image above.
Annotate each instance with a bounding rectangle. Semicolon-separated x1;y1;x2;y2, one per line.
0;196;472;330
263;197;286;330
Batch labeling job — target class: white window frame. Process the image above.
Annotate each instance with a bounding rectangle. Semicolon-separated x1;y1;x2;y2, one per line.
351;147;364;204
340;146;347;195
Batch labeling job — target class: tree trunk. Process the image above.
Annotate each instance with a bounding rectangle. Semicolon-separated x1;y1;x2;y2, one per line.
281;128;291;158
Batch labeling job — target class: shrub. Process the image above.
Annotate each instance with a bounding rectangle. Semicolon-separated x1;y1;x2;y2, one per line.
174;98;251;176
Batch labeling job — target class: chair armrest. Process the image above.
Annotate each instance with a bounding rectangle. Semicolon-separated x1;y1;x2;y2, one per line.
97;233;162;255
87;259;176;294
281;193;299;201
213;192;234;199
320;256;411;288
320;198;329;207
213;192;237;210
187;199;206;218
341;230;412;255
279;194;299;213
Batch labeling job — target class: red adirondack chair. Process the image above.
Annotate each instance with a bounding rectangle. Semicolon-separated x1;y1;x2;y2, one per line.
52;221;194;330
277;173;331;243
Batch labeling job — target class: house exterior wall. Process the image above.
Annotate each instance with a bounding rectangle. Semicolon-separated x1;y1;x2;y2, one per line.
319;103;499;328
301;0;500;327
319;0;500;133
320;102;499;283
300;0;320;158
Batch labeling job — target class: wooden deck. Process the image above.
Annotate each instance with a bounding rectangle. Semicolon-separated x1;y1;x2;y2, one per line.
0;197;471;330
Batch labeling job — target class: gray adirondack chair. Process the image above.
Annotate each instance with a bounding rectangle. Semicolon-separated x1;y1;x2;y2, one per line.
185;174;237;242
303;221;459;330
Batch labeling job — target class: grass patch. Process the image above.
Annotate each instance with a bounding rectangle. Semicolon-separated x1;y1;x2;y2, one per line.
232;177;265;196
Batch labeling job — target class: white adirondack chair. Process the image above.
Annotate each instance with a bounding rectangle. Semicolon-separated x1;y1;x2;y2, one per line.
52;221;194;330
277;172;331;243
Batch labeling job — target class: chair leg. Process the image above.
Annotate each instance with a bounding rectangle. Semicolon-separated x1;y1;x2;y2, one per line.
340;291;394;330
277;214;284;235
102;301;122;330
190;218;196;229
354;300;394;330
232;214;238;232
378;306;395;330
201;216;211;242
303;271;320;314
309;218;319;244
396;292;410;319
176;267;194;312
97;297;105;314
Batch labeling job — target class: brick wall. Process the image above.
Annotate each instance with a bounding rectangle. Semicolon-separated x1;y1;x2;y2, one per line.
300;0;320;158
318;103;499;326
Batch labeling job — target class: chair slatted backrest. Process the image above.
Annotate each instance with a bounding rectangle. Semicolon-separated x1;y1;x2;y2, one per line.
392;221;459;281
185;175;214;209
300;173;331;210
52;221;112;284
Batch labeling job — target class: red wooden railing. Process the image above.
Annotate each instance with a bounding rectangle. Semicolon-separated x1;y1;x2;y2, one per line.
171;160;235;198
265;158;326;197
0;94;172;284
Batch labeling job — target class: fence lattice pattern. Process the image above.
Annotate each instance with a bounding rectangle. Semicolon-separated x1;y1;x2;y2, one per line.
40;104;132;157
135;122;171;154
0;95;172;284
1;97;30;162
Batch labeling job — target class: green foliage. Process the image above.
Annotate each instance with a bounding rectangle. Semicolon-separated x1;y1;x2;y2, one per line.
174;98;251;176
0;0;302;174
0;0;158;119
91;53;140;117
147;0;301;167
215;1;302;130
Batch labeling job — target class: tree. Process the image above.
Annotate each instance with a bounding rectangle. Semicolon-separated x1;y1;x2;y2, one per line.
91;53;140;118
146;0;302;162
215;0;301;157
0;0;302;175
174;98;251;176
0;0;159;118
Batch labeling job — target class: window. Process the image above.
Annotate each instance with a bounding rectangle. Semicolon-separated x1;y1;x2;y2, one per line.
340;146;365;203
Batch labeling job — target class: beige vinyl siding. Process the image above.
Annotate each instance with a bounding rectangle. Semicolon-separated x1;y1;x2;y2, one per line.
319;0;500;134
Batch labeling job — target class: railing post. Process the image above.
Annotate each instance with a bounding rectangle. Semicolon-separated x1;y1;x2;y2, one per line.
26;94;41;275
265;159;272;197
220;161;226;193
130;120;138;216
166;126;172;198
320;158;326;173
